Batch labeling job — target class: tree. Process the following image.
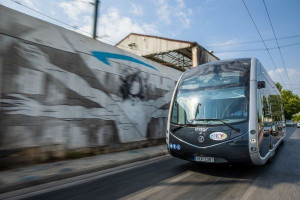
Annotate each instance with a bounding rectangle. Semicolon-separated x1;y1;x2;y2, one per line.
275;82;282;92
293;114;300;122
275;82;300;120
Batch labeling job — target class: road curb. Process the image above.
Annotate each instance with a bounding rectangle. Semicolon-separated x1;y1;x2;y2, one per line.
0;150;169;194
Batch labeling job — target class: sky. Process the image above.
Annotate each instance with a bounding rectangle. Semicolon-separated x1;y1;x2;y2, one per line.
1;0;300;96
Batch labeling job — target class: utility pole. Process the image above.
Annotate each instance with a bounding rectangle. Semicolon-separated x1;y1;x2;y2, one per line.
92;0;99;39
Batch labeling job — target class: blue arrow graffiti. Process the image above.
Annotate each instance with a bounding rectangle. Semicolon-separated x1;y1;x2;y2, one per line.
91;51;158;71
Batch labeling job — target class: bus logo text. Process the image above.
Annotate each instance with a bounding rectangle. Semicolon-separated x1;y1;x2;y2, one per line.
195;127;208;132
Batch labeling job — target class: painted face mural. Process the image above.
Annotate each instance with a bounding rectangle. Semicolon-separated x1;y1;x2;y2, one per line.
0;26;180;149
120;69;146;101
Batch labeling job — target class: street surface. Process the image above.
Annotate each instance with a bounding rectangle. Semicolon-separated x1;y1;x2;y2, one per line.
15;127;300;200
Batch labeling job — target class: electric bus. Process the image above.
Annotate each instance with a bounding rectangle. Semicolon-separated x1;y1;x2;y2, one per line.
167;58;285;165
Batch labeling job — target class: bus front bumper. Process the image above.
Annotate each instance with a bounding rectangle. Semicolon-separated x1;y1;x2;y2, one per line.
168;132;251;164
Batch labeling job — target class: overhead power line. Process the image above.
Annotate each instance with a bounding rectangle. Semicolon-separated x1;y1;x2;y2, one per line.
262;0;293;91
214;41;300;53
205;34;300;48
7;0;300;67
9;0;164;56
61;0;94;3
10;0;85;32
8;0;156;54
241;0;287;89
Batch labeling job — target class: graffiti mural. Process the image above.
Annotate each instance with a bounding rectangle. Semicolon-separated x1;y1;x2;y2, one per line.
120;70;146;100
0;5;182;149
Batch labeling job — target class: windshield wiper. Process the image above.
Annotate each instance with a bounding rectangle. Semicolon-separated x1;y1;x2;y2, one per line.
190;118;240;132
171;123;197;132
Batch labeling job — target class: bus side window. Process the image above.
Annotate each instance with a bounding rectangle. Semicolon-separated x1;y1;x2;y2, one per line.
171;102;178;123
257;62;263;123
262;95;271;118
257;91;263;123
258;63;268;121
269;94;281;122
171;102;187;124
178;103;186;124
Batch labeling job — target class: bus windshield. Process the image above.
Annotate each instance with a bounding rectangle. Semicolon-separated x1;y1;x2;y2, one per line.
171;60;250;125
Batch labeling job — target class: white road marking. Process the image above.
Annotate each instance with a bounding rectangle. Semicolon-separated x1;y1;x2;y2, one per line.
0;156;170;200
120;171;193;200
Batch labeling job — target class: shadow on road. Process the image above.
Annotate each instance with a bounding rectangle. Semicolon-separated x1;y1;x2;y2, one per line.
167;127;300;190
25;128;299;200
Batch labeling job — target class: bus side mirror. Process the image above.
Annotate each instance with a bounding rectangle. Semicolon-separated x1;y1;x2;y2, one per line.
258;81;266;89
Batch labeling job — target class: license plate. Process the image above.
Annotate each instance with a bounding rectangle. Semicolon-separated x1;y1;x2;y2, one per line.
194;156;215;163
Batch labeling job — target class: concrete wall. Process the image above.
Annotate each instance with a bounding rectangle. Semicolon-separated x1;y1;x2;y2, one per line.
0;6;182;154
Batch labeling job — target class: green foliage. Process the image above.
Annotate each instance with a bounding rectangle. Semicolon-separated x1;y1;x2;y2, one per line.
293;115;300;122
281;90;300;119
275;82;282;92
268;95;282;121
276;83;300;120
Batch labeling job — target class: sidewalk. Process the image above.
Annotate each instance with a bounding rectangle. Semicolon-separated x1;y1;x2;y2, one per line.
0;145;168;194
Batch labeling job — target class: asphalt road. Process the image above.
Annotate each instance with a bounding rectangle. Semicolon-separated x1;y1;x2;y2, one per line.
24;127;300;200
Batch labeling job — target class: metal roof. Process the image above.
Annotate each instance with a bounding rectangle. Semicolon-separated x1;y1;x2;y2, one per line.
116;33;219;71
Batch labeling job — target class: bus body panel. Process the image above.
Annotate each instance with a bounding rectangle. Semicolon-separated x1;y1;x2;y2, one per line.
248;58;268;165
249;58;286;165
